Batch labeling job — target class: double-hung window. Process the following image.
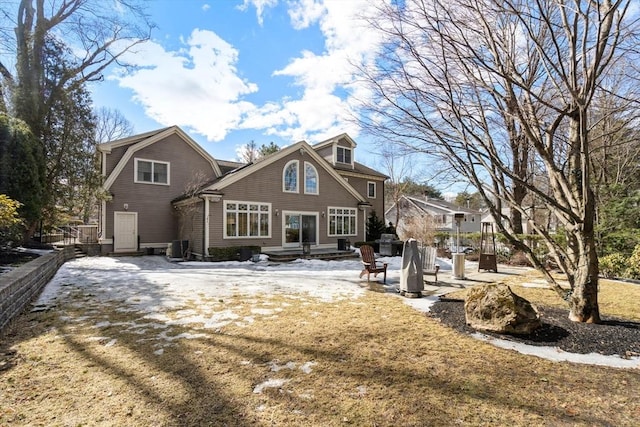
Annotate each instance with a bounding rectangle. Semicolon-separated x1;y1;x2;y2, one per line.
135;159;169;185
328;207;357;236
367;181;376;198
225;201;271;238
336;147;351;164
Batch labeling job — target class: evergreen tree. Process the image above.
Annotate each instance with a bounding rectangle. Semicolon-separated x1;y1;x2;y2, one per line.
0;0;151;236
596;184;640;256
39;38;98;227
366;210;387;242
0;113;45;238
259;142;280;157
454;191;485;210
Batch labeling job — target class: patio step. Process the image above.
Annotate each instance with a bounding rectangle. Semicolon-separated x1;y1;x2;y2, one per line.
73;247;87;258
107;250;146;257
264;249;359;262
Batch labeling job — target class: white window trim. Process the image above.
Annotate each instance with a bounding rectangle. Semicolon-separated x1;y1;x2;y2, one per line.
304;161;319;195
335;146;352;165
327;206;358;237
223;200;272;239
367;181;376;199
134;158;170;185
282;160;299;193
282;210;320;247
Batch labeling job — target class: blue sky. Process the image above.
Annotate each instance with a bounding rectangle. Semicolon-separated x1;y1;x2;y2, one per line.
89;0;385;168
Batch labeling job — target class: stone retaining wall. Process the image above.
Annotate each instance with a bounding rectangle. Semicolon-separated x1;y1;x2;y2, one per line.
0;246;75;334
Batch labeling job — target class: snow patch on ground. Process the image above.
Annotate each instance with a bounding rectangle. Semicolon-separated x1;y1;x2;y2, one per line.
472;333;640;369
253;378;290;394
33;255;638;368
520;279;551;288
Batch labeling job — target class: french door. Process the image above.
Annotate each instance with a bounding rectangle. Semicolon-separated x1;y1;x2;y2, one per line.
283;213;318;247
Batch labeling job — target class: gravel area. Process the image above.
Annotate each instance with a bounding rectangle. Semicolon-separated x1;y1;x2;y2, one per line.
429;298;640;358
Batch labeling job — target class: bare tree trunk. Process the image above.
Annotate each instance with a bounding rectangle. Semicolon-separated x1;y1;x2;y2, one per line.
3;0;152;240
569;233;601;322
355;0;638;322
566;110;601;322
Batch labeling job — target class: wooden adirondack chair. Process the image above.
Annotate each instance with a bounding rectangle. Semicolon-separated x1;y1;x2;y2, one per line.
421;246;440;283
359;244;388;283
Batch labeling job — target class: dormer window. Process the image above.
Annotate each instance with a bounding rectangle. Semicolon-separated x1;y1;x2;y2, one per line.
337;147;352;164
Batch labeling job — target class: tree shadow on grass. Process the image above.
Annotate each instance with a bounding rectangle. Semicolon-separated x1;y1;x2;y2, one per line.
5;289;619;426
1;256;635;426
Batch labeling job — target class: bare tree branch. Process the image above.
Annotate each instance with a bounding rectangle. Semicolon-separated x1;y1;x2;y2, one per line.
355;0;640;322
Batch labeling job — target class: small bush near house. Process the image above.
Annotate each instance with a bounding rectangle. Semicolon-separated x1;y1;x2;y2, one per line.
436;247;451;259
600;253;627;279
365;210;386;242
624;244;640;280
506;250;532;267
0;195;22;249
208;246;261;262
464;252;479;262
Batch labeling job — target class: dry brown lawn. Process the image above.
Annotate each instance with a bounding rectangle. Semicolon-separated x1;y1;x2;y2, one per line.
1;269;639;426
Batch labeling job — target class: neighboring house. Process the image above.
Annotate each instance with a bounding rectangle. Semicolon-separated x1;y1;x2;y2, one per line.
385;195;482;244
481;206;558;235
97;126;387;258
481;208;529;234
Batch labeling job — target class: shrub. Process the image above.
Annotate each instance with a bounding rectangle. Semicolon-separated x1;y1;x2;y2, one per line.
208;246;261;262
599;230;640;257
506;251;532;267
465;252;479;261
437;247;451;259
624;244;640;280
599;253;627;279
0;194;23;248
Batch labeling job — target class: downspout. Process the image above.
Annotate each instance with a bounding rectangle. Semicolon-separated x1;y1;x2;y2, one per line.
199;195;210;259
100;150;107;242
204;196;210;252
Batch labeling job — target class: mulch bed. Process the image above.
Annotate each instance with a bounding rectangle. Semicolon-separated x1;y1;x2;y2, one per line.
429;297;640;358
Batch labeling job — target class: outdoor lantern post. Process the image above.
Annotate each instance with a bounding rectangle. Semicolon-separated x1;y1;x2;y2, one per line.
452;212;466;279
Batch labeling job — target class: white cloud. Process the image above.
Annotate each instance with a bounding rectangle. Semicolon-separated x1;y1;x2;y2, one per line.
240;0;385;144
237;0;278;26
107;1;386;148
287;0;326;30
110;29;258;142
202;4;211;12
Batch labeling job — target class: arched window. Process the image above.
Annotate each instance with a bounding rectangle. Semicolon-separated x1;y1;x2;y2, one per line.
283;160;298;193
304;162;318;194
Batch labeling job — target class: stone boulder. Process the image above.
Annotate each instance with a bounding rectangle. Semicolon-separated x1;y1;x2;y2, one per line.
464;284;541;335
